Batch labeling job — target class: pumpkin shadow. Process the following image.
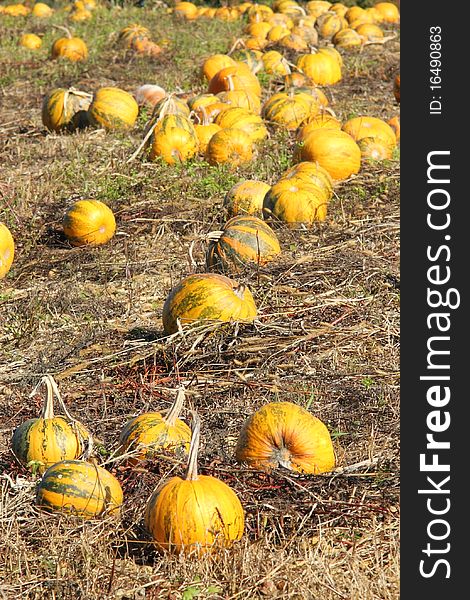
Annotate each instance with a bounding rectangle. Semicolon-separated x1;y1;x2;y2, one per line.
37;226;71;249
126;327;164;342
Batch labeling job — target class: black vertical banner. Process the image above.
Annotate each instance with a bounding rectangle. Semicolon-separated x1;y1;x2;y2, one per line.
401;1;466;597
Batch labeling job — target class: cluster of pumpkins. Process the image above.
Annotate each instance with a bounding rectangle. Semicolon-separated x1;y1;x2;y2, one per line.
10;374;336;555
3;0;98;24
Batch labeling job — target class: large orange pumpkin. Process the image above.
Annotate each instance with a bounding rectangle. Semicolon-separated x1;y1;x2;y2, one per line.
235;401;336;474
144;412;244;555
51;36;88;62
205;128;254;167
263;178;330;226
42;87;92;133
63;200;116;247
162;273;257;335
223;180;271;218
88;87;139;131
208;63;262;97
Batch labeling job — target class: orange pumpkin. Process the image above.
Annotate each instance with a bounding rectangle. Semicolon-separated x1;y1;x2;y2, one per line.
63;200;116;247
144;412;244;555
88;87;139;131
223;180;271;218
205;128;254;167
263;178;330;226
342;116;397;149
51;36;88;62
208;63;262;97
201;54;237;82
214;107;268;144
235;401;335;474
19;33;42;50
0;222;15;279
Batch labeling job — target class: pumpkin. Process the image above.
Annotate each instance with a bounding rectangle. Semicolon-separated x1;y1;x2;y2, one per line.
223;180;271;218
306;1;332;18
235;401;335;474
244;21;272;39
174;1;199;20
194;122;222;154
262;91;319;131
342;116;397;149
19;33;42;50
132;38;163;57
279;161;333;199
88;87;139;131
36;459;123;518
247;3;273;22
394;74;400;103
296;50;342;85
206;215;281;274
333;28;363;48
0;222;15;279
297;113;342;140
231;49;264;75
162;273;257;335
118;23;152;48
267;25;292;43
277;32;309;52
149;115;199;164
214;107;268;144
358;136;394;161
290;24;319;46
262;50;292;77
51;36;88;62
283;72;315;89
201;54;237;82
387;116;400;142
216;90;261;115
263;178;330;226
355;22;384;42
144;412;244;555
330;2;348;17
214;6;239;21
316;11;347;38
295;129;361;180
133;84;166;108
208;63;262;97
42;87;92;133
205;128;254;167
345;5;366;23
63;200;116;247
69;8;92;22
11;375;93;474
188;93;220;113
32;2;53;17
374;2;400;23
117;387;191;465
150;95;191;122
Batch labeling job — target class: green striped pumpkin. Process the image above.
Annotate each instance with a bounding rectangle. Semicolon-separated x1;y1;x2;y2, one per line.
214;107;268;144
223;179;271;218
162;273;257;335
12;375;92;474
262;92;317;130
35;460;123;518
117;388;191;464
206;216;281;274
88;87;139;131
263;178;330;226
42;87;92;133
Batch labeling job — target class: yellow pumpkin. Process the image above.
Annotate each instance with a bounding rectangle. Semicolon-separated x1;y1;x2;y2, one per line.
11;375;93;474
88;87;139;131
208;63;262;97
42;87;92;133
162;273;257;335
216;90;261;115
36;459;123;518
194;123;222;154
205;128;254;167
223;180;271;218
117;387;191;465
342;116;397;149
235;401;335;473
118;24;152;48
295;128;361;180
144;412;244;555
174;1;199;20
297;112;342;140
279;161;334;198
32;2;53;17
63;200;116;247
262;91;319;131
263;178;330;226
149;114;199;164
0;222;15;279
201;54;236;82
374;2;400;23
51;36;88;62
214;107;268;144
357;136;394;161
296;50;342;85
355;22;384;42
306;1;332;18
333;28;363;48
19;33;42;50
262;50;292;77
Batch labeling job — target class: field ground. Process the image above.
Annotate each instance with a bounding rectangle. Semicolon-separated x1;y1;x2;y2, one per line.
0;2;400;598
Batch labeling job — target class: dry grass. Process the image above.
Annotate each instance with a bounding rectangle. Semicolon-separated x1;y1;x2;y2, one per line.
1;2;399;598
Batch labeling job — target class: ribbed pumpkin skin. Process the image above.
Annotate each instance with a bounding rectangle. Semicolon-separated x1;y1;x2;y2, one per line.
207;216;281;274
88;87;139;131
262;93;317;131
223;180;271;217
149;126;199;165
63;200;116;247
36;460;123;518
162;273;257;335
342;116;396;148
235;401;335;474
296;52;342;85
214;108;268;143
42;88;92;133
206;128;254;167
0;222;15;279
118;24;151;48
12;417;91;474
118;413;191;463
144;474;244;555
263;179;329;226
51;37;88;62
296;129;361;180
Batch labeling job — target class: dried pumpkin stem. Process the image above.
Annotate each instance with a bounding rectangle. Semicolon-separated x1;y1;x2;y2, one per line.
185;411;201;481
37;376;55;420
165;387;186;426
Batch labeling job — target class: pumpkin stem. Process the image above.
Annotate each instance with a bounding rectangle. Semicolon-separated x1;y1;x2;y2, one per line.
233;283;246;300
37;376;55;420
185;411;201;481
165;387;186;426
